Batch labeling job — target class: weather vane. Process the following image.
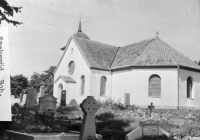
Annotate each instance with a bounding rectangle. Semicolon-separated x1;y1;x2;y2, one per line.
156;31;159;38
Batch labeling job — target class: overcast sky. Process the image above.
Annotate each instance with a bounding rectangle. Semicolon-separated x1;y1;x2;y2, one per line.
2;0;200;79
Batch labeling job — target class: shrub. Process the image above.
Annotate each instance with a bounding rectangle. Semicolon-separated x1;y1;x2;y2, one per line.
96;119;131;140
98;98;115;108
100;128;127;140
56;106;80;114
126;104;139;111
96;112;115;122
171;121;200;138
67;123;82;132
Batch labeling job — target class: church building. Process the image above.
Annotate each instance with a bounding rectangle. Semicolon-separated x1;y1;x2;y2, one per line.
53;21;200;109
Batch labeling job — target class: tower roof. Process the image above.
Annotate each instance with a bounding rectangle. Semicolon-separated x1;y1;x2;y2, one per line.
60;19;89;51
78;20;82;32
73;19;89;39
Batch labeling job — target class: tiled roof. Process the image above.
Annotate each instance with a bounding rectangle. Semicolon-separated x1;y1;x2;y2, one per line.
75;37;200;70
58;35;200;72
111;38;155;68
158;39;200;70
73;32;90;40
74;37;119;70
112;37;200;70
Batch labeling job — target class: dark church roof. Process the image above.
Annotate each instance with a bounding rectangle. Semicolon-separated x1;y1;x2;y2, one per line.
56;21;200;73
73;36;200;71
74;37;119;70
73;32;90;40
111;38;200;70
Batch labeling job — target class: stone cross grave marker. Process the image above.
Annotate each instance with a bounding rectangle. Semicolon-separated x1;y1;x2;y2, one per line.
79;96;99;140
147;102;154;118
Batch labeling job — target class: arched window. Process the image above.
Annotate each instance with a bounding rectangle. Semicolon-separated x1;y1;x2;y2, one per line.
149;74;161;97
80;75;85;95
100;76;107;96
187;77;193;98
58;83;63;90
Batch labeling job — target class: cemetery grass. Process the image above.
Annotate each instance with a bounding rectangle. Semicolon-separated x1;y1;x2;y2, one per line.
67;99;200;140
96;100;200;140
3;100;200;140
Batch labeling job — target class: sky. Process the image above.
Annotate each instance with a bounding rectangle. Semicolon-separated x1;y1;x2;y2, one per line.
2;0;200;79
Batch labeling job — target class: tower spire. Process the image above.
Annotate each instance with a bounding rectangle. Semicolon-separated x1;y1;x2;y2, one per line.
156;31;159;38
78;16;82;32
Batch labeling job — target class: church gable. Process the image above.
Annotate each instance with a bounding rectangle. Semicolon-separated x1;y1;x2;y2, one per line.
54;37;91;80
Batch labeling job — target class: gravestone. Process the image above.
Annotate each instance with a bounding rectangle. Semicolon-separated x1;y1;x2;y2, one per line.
61;90;66;106
40;85;46;97
36;85;46;103
26;88;37;108
79;96;99;140
38;93;57;115
124;93;130;106
19;92;24;102
70;99;77;106
126;118;170;140
19;93;27;107
139;119;159;136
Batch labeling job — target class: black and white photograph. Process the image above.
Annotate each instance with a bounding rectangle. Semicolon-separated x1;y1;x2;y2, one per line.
0;0;200;140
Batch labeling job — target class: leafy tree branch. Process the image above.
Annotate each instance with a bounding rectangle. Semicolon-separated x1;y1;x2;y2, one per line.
0;0;22;26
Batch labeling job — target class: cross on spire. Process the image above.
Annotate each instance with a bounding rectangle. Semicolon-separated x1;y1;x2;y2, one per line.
78;15;82;32
156;31;159;38
147;102;155;118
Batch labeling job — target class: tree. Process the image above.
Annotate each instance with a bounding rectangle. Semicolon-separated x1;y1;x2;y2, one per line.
10;74;28;97
194;60;200;66
0;0;22;26
29;66;56;94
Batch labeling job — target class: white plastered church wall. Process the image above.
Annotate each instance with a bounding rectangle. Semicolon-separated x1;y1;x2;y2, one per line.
90;69;112;101
178;69;200;109
53;39;91;106
111;68;178;108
